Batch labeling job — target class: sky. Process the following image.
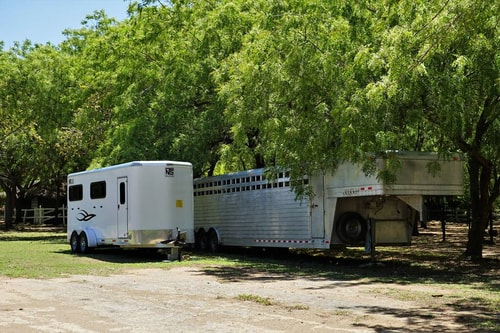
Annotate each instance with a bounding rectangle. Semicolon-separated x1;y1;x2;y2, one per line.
0;0;131;50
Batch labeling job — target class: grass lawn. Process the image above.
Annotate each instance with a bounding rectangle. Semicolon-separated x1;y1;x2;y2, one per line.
0;226;236;278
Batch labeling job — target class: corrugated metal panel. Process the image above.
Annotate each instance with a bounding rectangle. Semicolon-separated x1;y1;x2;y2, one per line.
194;170;311;246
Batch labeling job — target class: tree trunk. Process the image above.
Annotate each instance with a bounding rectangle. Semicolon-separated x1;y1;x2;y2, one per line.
3;185;16;230
55;186;60;225
15;190;24;224
465;157;491;260
254;153;266;169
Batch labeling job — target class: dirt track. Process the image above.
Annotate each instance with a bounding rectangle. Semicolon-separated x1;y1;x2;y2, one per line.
0;265;483;333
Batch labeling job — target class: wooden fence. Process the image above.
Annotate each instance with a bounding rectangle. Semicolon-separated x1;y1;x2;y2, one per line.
1;205;67;225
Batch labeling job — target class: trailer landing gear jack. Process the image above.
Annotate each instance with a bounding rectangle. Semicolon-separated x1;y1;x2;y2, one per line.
162;227;185;261
360;219;385;268
167;247;182;261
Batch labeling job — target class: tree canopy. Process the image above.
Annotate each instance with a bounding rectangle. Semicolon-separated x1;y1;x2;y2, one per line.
0;0;498;258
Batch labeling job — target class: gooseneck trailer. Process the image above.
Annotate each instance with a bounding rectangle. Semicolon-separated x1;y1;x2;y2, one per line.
193;152;463;252
67;161;194;259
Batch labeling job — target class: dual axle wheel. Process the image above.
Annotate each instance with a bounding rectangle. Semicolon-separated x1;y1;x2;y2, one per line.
195;228;219;253
69;231;92;254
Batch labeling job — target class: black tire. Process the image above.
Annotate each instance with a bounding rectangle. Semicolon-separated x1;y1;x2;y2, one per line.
336;213;367;245
207;229;219;253
197;229;208;252
78;232;90;254
70;232;79;253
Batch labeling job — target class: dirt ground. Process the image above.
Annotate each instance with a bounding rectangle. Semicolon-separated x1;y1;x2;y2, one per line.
0;222;498;333
0;267;478;333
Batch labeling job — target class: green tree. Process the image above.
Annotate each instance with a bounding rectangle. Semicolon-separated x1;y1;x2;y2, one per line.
0;42;94;228
349;0;499;259
0;47;41;229
67;3;252;177
217;0;372;186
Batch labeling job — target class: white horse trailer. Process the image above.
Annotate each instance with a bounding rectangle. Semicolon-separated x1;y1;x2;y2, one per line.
193;152;463;252
67;161;194;259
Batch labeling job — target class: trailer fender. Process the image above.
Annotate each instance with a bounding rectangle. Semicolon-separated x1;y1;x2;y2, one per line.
81;228;98;248
335;212;367;245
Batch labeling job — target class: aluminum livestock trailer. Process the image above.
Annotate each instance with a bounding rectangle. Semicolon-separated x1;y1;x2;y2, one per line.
67;161;194;259
193;152;463;252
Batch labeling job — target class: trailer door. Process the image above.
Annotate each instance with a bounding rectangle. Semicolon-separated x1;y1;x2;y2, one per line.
117;177;128;238
310;174;325;238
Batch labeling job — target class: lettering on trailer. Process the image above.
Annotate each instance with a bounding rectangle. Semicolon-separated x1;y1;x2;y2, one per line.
343;188;360;196
342;186;373;196
165;167;174;177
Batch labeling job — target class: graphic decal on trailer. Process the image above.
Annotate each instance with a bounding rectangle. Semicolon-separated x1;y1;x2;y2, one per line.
77;209;96;222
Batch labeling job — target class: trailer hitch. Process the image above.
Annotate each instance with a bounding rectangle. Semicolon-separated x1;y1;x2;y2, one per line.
159;228;186;246
175;227;187;246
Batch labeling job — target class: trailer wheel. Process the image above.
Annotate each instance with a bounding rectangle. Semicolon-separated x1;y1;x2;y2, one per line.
208;229;219;253
70;232;79;253
78;232;90;254
197;229;208;252
336;213;367;245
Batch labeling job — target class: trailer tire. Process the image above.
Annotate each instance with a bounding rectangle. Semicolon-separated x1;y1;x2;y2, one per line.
70;232;79;253
197;229;208;252
78;232;91;254
207;229;219;253
336;213;367;245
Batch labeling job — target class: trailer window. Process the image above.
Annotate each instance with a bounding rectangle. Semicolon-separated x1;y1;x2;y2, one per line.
68;185;83;201
119;182;126;204
90;181;106;199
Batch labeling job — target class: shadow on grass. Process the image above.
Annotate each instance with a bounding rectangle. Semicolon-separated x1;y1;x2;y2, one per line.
45;221;499;291
0;224;66;243
0;234;66;243
56;247;172;264
4;221;499;286
195;248;499;287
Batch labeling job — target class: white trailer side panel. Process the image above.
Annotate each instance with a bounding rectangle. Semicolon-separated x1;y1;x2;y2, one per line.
67;161;194;251
327;152;464;197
